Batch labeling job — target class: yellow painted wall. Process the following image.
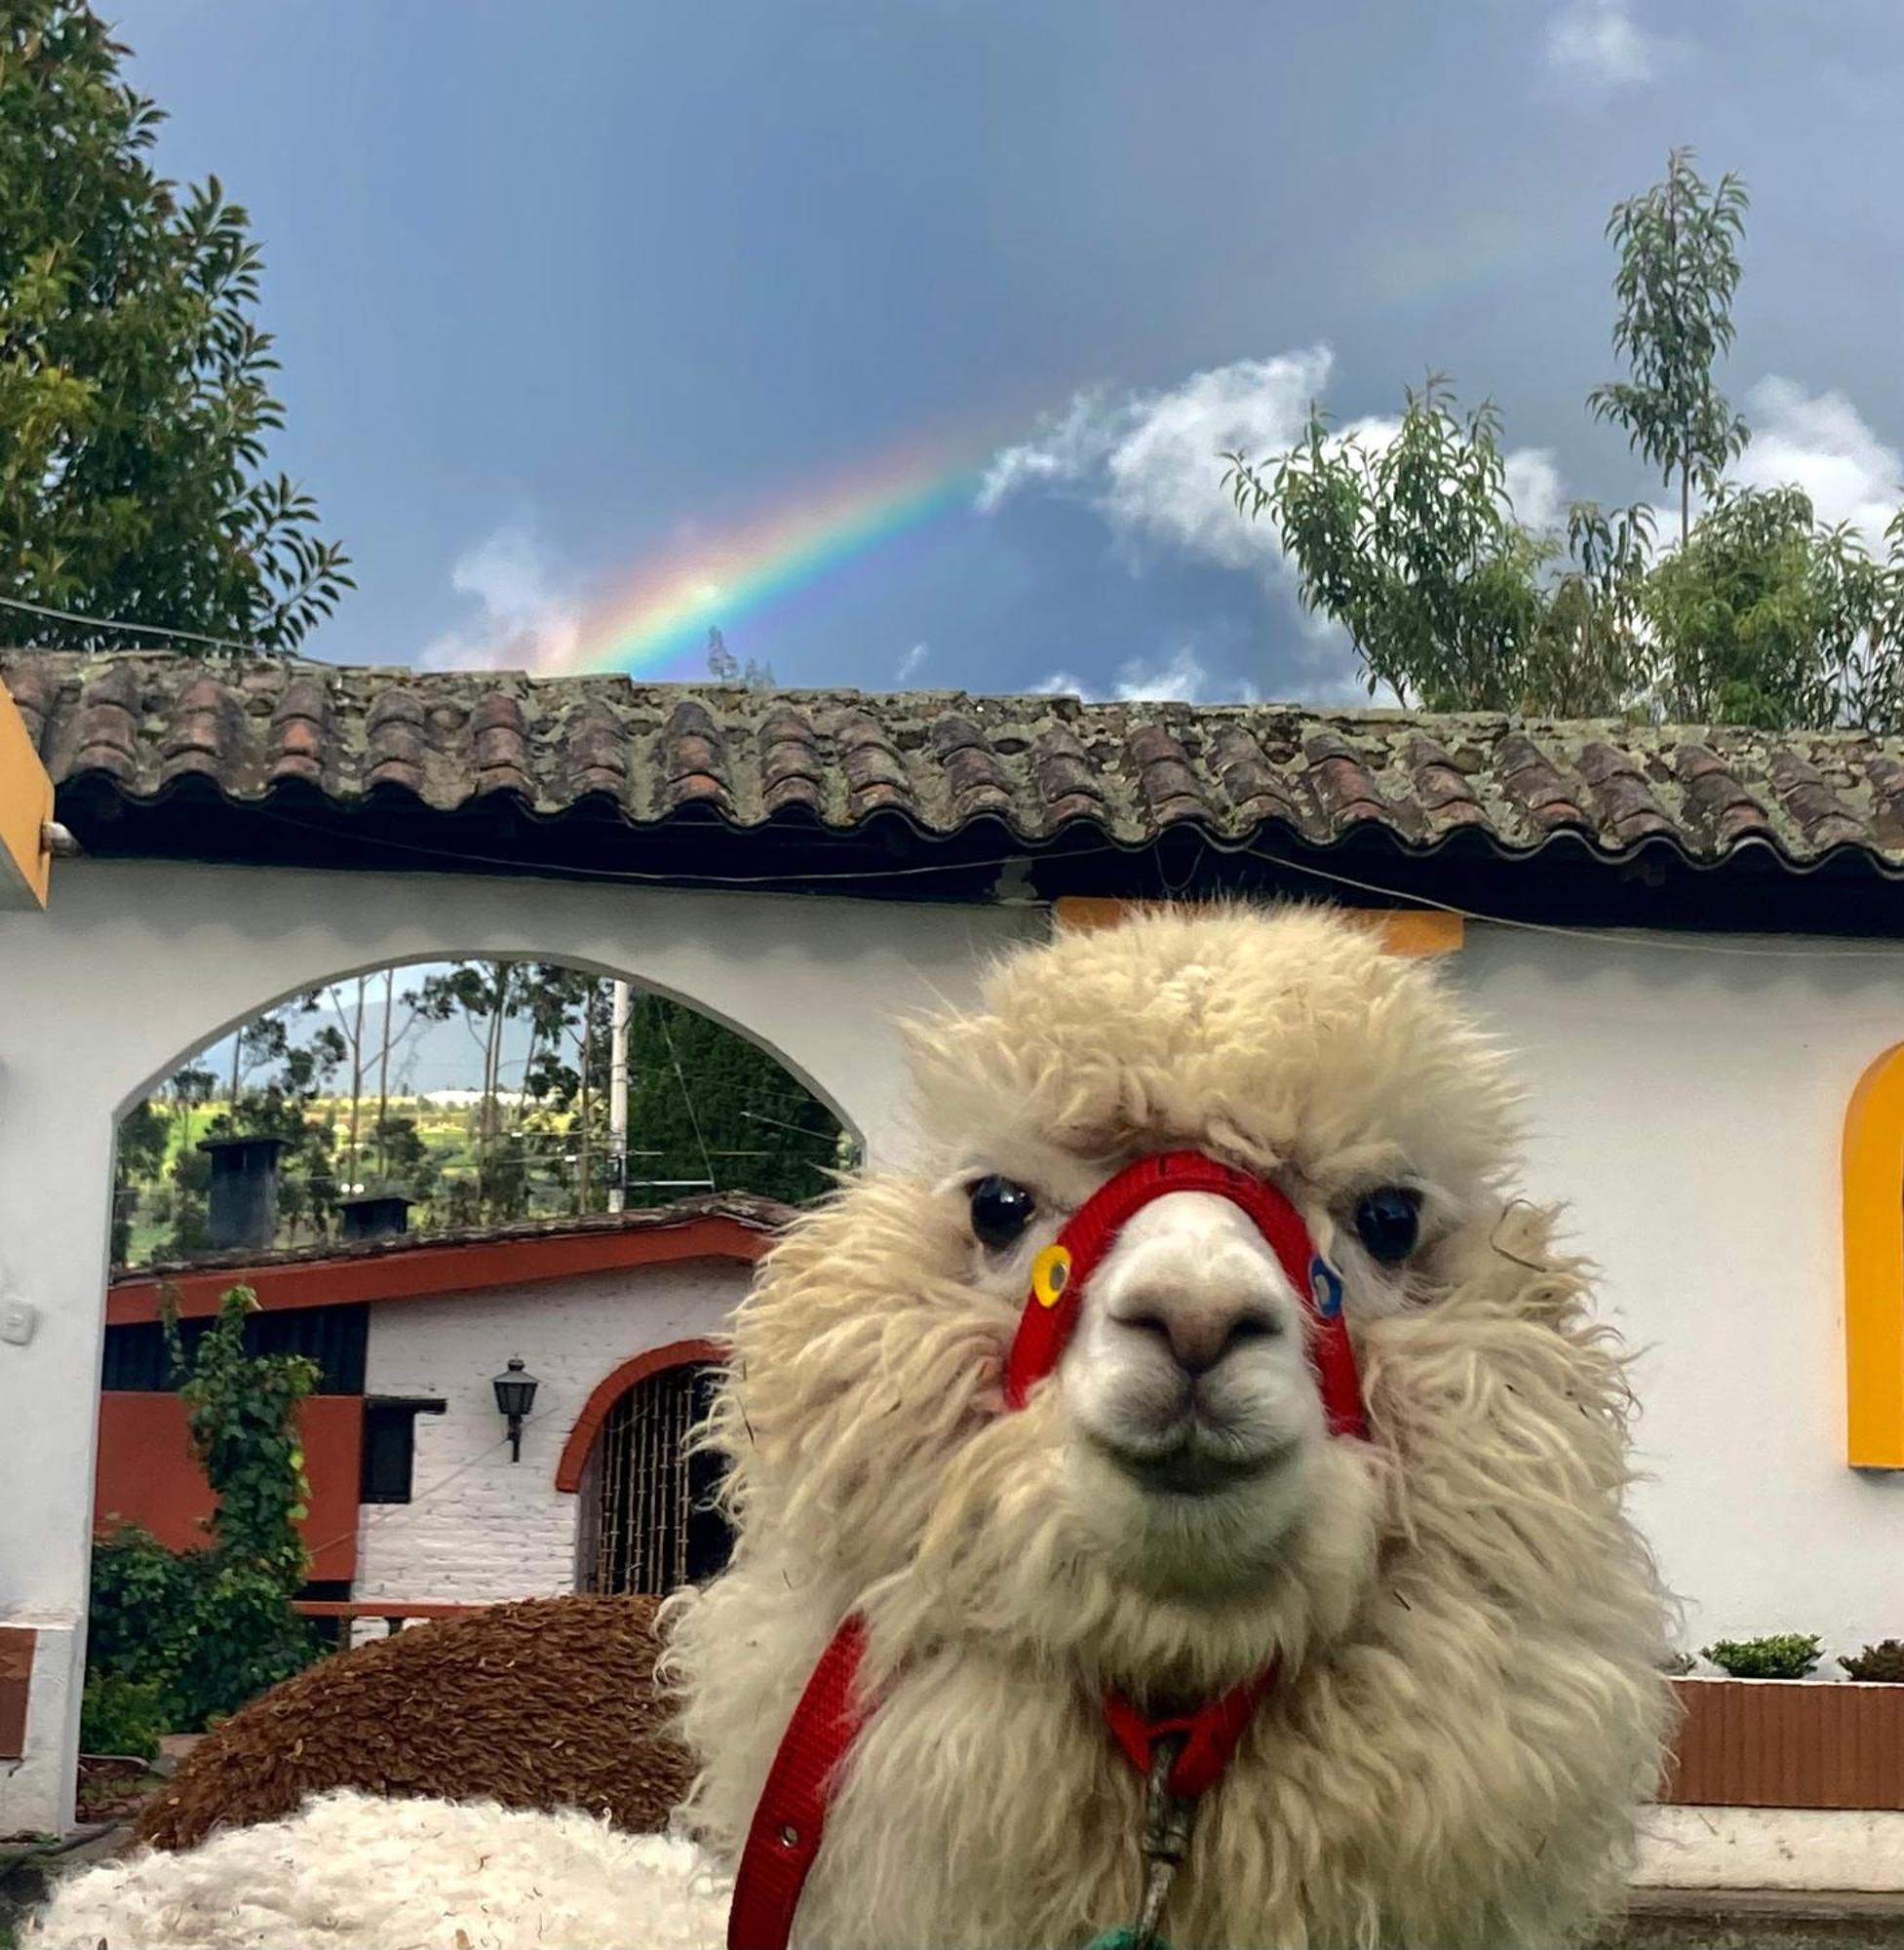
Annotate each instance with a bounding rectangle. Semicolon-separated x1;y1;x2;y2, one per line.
0;681;53;910
1842;1042;1904;1468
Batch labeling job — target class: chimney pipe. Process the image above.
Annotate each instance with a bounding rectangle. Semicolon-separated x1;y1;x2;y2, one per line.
197;1135;291;1252
338;1191;414;1242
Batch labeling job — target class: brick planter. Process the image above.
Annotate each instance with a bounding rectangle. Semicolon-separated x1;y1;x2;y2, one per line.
1664;1676;1904;1810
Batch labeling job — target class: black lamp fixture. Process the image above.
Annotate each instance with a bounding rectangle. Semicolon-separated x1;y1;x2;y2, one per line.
491;1357;539;1462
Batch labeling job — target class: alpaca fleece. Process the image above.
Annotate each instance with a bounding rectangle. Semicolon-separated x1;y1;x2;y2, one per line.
664;905;1675;1949
27;1790;725;1949
136;1594;690;1851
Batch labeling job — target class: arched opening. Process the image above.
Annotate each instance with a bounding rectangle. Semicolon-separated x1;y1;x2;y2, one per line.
575;1350;734;1597
111;955;856;1267
1843;1041;1904;1468
83;953;823;1786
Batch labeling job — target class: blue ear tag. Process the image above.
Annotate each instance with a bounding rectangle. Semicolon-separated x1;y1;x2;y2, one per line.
1310;1256;1343;1318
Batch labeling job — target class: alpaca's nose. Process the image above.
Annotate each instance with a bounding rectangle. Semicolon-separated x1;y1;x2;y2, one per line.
1115;1282;1285;1375
1097;1191;1296;1377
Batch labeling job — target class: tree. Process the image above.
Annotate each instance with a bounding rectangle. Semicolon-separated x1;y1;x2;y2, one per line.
706;625;776;690
0;2;351;651
1645;486;1904;730
1589;147;1751;547
1225;377;1648;715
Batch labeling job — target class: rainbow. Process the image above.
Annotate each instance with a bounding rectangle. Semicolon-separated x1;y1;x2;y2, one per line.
542;437;990;681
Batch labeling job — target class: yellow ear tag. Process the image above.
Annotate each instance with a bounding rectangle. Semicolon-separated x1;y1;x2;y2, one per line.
1032;1244;1072;1308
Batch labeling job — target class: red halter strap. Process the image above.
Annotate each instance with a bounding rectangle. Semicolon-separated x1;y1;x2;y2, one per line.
726;1152;1368;1950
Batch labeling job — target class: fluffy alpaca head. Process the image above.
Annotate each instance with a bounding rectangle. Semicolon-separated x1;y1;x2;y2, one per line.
686;906;1520;1697
667;904;1671;1946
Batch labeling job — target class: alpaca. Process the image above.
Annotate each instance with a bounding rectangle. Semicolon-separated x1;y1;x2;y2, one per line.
31;904;1672;1950
24;1790;726;1950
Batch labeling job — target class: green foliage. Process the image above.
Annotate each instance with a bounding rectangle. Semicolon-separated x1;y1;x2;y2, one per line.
1224;143;1904;734
1645;486;1904;731
1225;378;1650;715
84;1285;321;1732
1590;148;1751;544
77;1670;166;1762
0;3;351;651
1701;1633;1823;1679
619;990;847;1206
1227;379;1543;712
1839;1640;1904;1682
111;1095;170;1262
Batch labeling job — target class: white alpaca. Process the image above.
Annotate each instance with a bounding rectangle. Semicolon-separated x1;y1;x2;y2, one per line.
32;906;1672;1950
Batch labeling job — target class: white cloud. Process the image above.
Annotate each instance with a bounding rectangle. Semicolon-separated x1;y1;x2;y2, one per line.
419;526;582;673
979;350;1333;573
1028;644;1262;705
1545;0;1680;87
981;348;1573;591
1732;377;1903;550
895;642;929;683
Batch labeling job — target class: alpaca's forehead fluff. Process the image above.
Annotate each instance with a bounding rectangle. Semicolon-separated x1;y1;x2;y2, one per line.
907;905;1518;1206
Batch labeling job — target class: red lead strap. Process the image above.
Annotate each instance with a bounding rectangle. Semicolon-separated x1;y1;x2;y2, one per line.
725;1152;1368;1950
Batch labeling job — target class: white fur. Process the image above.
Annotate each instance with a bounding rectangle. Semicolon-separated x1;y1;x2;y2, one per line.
25;1790;728;1949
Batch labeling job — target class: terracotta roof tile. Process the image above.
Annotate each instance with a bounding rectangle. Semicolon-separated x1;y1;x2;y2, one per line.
9;650;1904;876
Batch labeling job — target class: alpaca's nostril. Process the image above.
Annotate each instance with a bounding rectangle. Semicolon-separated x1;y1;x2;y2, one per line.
1120;1297;1282;1375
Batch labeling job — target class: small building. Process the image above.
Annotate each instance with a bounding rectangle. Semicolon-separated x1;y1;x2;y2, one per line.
95;1194;788;1634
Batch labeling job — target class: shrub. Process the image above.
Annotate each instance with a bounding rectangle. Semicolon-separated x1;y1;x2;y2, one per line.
1840;1639;1904;1683
1701;1633;1822;1679
84;1284;323;1732
78;1673;166;1763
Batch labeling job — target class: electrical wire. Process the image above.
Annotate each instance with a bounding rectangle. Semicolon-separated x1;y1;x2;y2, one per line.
0;592;280;658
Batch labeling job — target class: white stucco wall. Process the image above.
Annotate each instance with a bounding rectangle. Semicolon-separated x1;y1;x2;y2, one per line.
1457;923;1904;1664
352;1261;748;1618
0;856;1034;1835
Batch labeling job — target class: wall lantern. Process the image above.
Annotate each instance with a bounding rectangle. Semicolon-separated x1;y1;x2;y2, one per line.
492;1357;539;1462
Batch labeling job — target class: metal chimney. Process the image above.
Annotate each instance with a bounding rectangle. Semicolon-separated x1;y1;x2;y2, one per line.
337;1191;414;1242
197;1135;291;1252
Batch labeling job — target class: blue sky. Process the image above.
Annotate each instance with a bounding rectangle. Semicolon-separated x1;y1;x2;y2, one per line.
115;0;1904;705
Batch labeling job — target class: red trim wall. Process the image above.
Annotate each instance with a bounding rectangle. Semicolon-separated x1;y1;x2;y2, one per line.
555;1337;727;1493
95;1393;366;1581
107;1217;773;1325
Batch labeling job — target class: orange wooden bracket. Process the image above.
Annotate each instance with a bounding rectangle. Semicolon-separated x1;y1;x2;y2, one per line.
1052;897;1463;958
1843;1042;1904;1468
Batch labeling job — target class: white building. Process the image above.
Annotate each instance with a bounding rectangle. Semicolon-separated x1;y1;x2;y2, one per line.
4;650;1903;1858
94;1198;786;1643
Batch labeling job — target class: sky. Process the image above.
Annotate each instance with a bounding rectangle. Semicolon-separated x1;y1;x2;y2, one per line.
112;0;1904;707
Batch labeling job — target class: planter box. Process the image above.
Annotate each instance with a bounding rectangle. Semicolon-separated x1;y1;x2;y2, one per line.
1664;1676;1904;1810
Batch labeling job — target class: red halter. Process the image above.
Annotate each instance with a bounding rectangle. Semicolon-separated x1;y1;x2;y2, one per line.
726;1151;1368;1950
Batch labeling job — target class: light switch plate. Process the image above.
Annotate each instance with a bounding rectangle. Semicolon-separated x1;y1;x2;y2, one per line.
0;1299;37;1346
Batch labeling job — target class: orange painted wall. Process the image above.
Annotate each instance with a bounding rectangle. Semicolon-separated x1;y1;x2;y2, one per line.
94;1393;365;1581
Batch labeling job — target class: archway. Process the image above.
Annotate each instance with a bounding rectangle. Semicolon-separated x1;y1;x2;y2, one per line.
110;953;857;1267
1;856;1030;1838
568;1343;734;1597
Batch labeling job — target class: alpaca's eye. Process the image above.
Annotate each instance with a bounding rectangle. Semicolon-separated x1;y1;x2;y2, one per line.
1353;1188;1421;1265
967;1176;1037;1251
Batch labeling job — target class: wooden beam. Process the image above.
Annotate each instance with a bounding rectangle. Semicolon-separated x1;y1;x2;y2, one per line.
1052;897;1463;957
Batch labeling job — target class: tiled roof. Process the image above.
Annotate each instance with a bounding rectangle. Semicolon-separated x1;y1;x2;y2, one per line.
7;647;1904;876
